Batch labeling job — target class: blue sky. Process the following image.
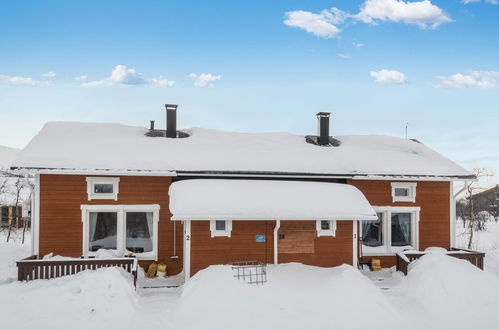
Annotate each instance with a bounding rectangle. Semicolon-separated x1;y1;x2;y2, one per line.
0;0;498;184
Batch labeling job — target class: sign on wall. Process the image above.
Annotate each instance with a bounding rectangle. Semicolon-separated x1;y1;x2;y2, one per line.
255;235;266;242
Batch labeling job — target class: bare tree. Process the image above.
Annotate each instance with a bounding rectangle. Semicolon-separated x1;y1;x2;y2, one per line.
460;168;494;249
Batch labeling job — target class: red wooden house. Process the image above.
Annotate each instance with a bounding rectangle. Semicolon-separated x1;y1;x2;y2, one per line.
12;105;474;279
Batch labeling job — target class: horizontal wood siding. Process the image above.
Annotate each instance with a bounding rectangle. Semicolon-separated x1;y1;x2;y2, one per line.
39;174;183;275
278;221;353;267
349;180;451;268
190;220;274;275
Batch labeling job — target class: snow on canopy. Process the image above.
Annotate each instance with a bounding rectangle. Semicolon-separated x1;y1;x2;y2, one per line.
169;179;377;220
0;145;19;170
12;121;471;178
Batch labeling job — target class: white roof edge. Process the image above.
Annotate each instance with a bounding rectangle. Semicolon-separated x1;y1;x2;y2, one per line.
18;169;177;177
171;215;379;221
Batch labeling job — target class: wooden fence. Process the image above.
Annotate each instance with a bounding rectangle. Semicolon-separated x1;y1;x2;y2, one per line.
17;255;138;287
396;248;485;275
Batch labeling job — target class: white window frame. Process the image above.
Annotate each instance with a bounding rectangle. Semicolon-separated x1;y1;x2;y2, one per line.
316;220;336;237
391;182;417;203
81;204;160;260
210;220;232;237
361;206;420;256
86;177;120;201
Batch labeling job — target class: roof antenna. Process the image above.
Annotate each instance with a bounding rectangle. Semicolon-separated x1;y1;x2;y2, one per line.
405;122;409;140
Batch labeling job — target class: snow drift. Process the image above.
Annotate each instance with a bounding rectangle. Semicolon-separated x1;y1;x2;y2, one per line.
395;253;499;329
0;268;139;330
175;263;400;330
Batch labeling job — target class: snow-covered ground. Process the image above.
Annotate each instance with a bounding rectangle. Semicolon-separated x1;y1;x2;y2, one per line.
0;230;30;283
1;225;499;330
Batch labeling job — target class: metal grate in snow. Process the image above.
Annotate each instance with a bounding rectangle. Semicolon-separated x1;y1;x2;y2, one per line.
230;261;267;285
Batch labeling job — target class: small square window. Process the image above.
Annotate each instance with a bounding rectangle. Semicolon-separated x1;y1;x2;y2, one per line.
210;220;232;237
215;220;226;231
321;220;330;230
391;182;417;203
317;220;336;237
86;177;120;201
394;188;409;197
94;183;114;194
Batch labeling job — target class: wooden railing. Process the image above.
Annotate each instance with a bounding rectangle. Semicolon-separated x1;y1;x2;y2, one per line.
396;248;485;275
17;255;138;287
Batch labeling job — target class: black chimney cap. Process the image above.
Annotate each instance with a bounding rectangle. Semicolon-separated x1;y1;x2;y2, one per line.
316;112;331;117
165;104;178;110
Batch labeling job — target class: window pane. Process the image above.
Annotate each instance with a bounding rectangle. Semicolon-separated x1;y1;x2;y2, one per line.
394;188;409;197
215;220;226;231
391;213;412;246
89;212;117;251
126;212;153;253
362;213;383;247
94;183;114;194
321;220;330;230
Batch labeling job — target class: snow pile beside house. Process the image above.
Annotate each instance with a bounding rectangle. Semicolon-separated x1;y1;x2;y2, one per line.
485;249;499;277
0;232;30;283
0;268;140;330
176;263;400;330
396;253;499;328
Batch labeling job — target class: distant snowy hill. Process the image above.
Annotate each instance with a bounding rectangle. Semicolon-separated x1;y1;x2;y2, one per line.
0;145;20;170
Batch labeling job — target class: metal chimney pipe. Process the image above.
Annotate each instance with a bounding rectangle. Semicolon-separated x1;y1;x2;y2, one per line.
165;104;178;138
316;112;331;145
149;120;155;131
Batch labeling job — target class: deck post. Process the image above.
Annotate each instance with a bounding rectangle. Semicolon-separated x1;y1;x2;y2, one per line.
184;220;191;281
273;220;280;265
353;220;358;267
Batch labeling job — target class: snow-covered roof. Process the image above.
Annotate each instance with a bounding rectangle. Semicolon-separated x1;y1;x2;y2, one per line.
169;179;377;220
12;121;472;179
0;145;20;170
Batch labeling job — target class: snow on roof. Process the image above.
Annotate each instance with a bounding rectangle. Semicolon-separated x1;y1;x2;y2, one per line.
0;145;20;170
12;121;472;178
169;179;377;220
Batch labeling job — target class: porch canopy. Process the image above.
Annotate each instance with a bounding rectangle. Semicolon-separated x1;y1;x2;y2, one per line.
169;179;377;221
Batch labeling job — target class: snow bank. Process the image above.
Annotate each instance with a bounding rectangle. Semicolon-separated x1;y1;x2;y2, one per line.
396;253;499;328
0;232;30;283
485;249;499;277
13;122;470;178
176;263;399;330
0;268;140;330
169;179;376;220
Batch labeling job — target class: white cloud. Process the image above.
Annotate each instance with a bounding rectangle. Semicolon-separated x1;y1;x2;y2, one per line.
188;73;223;87
431;70;499;88
0;74;43;86
370;69;409;84
337;53;352;59
353;42;365;48
82;65;175;88
75;75;88;81
356;0;452;29
463;0;498;4
151;77;176;87
283;8;348;38
40;71;56;78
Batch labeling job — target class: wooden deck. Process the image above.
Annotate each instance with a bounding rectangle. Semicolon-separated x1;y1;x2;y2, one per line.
396;248;485;275
17;255;138;287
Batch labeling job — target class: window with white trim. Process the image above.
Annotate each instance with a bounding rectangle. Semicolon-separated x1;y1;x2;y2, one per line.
86;177;120;201
316;220;336;237
81;204;160;260
361;206;420;255
391;182;417;203
210;220;232;237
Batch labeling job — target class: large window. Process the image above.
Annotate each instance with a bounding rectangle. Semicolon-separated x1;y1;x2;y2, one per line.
82;205;160;259
361;207;420;255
